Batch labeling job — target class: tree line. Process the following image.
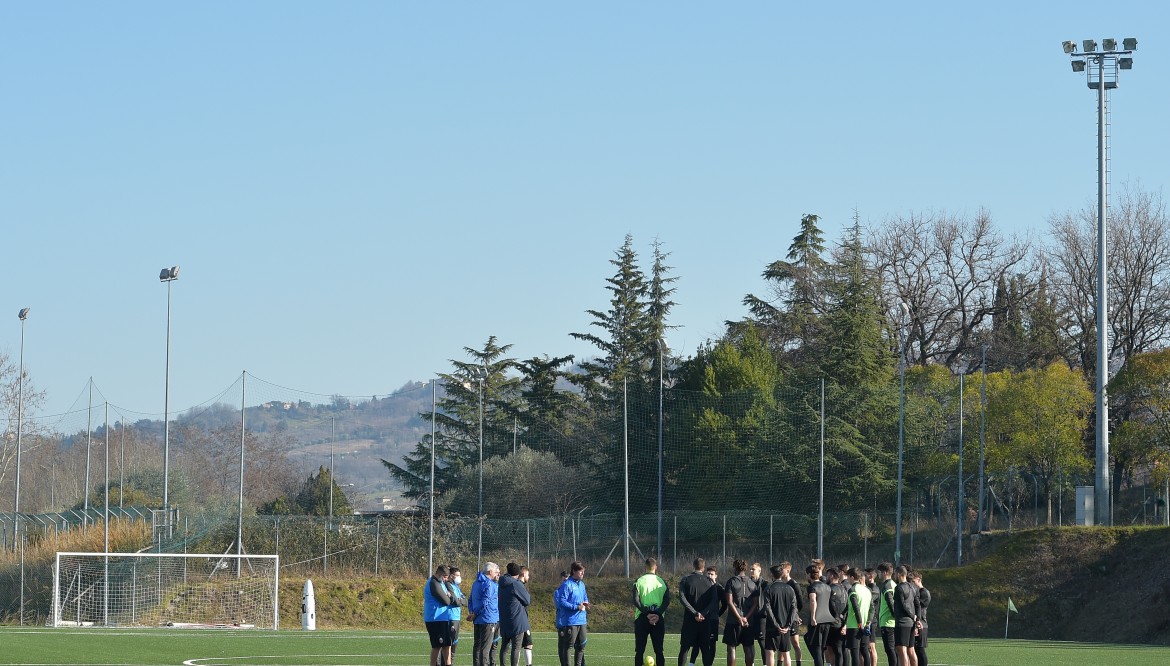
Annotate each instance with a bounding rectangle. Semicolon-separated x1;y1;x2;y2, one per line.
386;187;1170;526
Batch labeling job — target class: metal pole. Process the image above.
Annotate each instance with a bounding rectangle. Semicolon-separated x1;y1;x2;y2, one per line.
103;403;109;626
957;374;965;566
429;379;436;575
623;377;631;578
657;339;665;559
769;514;773;564
673;514;677;573
85;380;93;516
119;417;126;511
477;372;484;570
329;417;335;524
1094;55;1112;527
163;277;173;513
722;515;726;569
13;310;28;550
513;416;518;455
895;305;908;562
104;403;110;553
237;372;246;568
978;345;987;533
819;377;825;559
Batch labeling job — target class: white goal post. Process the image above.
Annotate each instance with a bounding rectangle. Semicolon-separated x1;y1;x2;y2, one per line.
52;552;279;630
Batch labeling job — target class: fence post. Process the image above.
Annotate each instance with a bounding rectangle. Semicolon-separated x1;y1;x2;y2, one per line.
769;515;773;565
323;516;328;575
722;515;727;570
527;521;531;565
374;518;381;576
572;518;577;561
863;513;868;568
673;515;677;573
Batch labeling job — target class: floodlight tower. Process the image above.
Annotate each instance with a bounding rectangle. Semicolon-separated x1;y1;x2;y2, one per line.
159;265;179;520
1062;38;1137;527
13;308;29;550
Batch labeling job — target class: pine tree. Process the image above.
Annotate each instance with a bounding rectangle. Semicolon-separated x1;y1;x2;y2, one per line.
741;214;830;365
383;337;520;512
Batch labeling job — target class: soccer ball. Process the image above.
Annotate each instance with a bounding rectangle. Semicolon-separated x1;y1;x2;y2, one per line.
644;656;655;666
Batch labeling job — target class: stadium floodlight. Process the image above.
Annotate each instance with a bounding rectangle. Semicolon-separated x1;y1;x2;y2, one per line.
1061;38;1139;527
1103;38;1117;51
159;265;179;527
1123;37;1137;50
13;308;29;565
1063;40;1077;54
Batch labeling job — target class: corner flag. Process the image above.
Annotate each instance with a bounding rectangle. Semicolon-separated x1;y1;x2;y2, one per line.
1005;597;1018;638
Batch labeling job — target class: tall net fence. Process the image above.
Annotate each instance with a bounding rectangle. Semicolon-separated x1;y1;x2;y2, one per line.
2;366;1168;623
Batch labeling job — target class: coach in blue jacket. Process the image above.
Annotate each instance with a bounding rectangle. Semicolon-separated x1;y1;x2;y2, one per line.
555;561;590;666
499;563;532;666
469;562;502;666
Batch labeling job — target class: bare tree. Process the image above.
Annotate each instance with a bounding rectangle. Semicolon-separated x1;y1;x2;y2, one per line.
868;210;1033;369
0;350;47;497
1046;184;1170;380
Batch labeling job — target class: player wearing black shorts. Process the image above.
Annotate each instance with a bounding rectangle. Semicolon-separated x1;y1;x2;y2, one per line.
424;565;456;666
824;568;848;666
874;563;896;666
891;567;920;666
760;564;799;666
679;558;721;666
909;571;928;666
805;564;832;666
723;559;758;666
633;558;670;666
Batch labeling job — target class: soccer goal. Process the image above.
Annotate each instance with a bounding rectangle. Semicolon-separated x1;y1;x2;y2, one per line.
52;552;279;630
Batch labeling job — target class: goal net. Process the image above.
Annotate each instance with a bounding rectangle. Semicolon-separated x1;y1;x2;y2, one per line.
52;552;279;629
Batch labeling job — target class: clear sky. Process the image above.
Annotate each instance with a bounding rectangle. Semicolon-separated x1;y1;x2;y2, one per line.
3;2;1168;418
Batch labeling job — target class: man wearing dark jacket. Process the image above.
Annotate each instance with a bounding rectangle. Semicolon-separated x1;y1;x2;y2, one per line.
499;563;533;666
760;564;799;666
679;558;721;666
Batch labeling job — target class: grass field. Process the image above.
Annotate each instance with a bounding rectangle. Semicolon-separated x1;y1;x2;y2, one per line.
2;629;1169;666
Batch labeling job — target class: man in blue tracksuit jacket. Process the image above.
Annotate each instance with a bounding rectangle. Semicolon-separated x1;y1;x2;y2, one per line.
555;561;590;666
469;562;502;666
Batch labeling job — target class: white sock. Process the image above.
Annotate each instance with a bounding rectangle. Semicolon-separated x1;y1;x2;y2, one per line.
525;648;533;666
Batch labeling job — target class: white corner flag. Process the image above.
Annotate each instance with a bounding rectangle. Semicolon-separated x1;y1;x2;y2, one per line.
1005;597;1018;638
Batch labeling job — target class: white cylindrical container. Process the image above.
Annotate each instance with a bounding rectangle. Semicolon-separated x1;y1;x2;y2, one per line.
301;579;317;631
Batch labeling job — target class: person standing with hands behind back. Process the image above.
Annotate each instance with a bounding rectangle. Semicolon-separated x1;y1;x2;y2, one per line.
556;561;590;666
633;558;670;666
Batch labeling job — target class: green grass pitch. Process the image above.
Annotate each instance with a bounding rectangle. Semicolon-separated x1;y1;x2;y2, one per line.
2;629;1168;666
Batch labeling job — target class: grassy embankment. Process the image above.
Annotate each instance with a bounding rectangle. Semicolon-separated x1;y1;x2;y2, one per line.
281;526;1170;644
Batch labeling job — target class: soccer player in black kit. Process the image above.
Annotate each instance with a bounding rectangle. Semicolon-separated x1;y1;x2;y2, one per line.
679;558;721;666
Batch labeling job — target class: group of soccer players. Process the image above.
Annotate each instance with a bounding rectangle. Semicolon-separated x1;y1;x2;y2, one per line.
634;557;930;666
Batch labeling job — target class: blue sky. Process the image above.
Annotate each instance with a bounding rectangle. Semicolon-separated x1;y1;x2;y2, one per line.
3;2;1168;418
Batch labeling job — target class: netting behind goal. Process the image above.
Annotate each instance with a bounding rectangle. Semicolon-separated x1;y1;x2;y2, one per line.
52;552;279;629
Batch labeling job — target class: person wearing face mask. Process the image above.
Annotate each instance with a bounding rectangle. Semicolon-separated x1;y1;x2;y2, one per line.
447;567;467;666
425;565;458;666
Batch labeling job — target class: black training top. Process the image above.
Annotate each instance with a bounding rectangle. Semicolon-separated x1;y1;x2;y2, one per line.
893;581;918;628
917;586;931;627
808;579;835;626
725;574;757;618
761;579;798;630
679;572;720;620
786;578;803;612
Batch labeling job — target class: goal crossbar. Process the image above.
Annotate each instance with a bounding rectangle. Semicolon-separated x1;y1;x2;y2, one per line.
53;552;279;630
